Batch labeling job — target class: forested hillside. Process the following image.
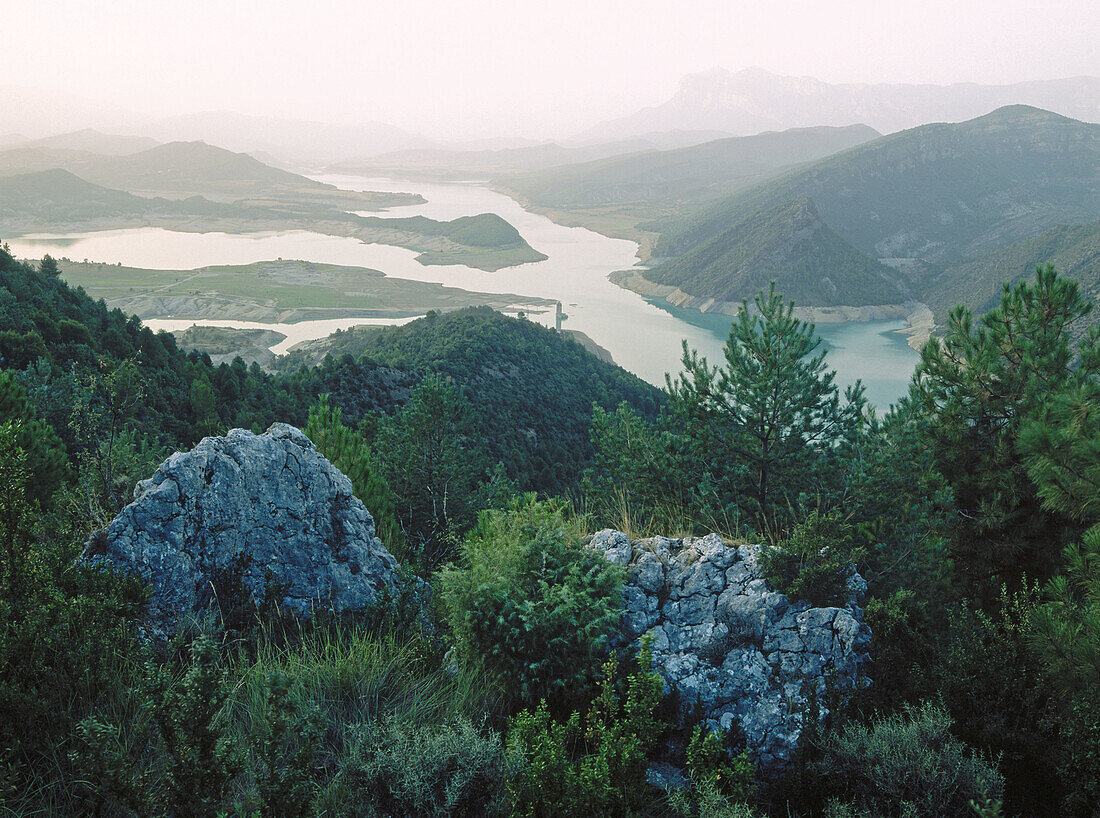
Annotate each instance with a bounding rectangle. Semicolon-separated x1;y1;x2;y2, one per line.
0;247;657;498
924;220;1100;326
277;307;663;494
500;124;879;210
642;197;906;306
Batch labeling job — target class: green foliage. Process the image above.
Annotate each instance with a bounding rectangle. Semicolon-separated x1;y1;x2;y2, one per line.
0;371;68;505
584;402;730;537
375;373;508;570
667;726;757;818
315;715;503;817
667;283;867;536
304;395;403;559
686;725;754;800
760;511;860;607
1030;526;1100;693
1053;694;1100;817
0;425;146;810
502;643;665;817
38;254;60;277
189;375;221;440
930;587;1059;815
440;495;624;714
250;670;324;818
914;264;1096;600
114;635;243;817
817;701;1004;818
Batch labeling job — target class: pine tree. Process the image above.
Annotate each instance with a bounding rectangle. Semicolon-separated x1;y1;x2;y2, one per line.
374;374;506;570
914;264;1098;599
666;283;866;536
304;395;403;559
0;370;68;506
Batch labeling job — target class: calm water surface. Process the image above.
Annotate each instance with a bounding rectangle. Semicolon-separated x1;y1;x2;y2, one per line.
7;176;918;410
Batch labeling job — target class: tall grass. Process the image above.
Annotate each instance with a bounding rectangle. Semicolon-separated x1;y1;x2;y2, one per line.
225;623;498;752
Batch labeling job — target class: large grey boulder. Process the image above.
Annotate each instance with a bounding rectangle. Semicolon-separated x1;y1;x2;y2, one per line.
83;423;400;638
589;529;871;771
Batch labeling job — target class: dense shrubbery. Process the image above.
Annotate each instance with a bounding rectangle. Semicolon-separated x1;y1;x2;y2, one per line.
759;512;860;607
816;702;1004;818
440;495;624;714
502;643;665;817
5;250;1100;816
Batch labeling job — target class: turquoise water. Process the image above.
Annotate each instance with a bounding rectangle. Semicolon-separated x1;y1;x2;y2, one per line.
646;299;918;412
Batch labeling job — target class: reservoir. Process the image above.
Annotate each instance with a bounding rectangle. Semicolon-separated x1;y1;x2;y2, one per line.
6;176;919;410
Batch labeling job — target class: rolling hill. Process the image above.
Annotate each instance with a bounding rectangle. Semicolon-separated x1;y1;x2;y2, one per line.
0;139;424;209
0;168;241;223
14;128;159;155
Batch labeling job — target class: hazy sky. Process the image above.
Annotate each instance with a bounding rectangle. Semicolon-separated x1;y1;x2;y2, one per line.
3;0;1098;139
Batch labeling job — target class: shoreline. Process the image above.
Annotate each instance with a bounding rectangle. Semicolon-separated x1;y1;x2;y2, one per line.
609;269;934;351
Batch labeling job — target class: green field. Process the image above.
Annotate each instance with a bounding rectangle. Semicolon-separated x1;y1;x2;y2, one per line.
58;258;555;322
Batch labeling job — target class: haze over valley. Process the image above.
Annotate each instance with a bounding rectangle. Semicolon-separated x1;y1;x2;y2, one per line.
5;81;1100;405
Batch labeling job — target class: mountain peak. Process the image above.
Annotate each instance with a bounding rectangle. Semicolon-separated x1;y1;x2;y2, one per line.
579;71;1100;143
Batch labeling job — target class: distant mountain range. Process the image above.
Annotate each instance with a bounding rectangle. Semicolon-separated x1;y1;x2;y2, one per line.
328;129;733;180
137;111;429;168
9;128;159;155
578;68;1100;142
500;124;880;210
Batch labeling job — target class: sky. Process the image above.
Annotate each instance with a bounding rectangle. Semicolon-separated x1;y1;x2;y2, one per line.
2;0;1098;140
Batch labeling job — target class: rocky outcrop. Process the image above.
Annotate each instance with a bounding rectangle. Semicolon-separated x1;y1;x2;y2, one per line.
83;423;400;638
589;529;871;771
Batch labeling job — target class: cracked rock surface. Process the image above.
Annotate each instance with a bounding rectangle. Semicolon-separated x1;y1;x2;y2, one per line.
588;529;871;771
83;423;400;638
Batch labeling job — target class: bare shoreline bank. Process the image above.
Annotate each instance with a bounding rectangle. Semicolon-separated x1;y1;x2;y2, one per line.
609;269;934;351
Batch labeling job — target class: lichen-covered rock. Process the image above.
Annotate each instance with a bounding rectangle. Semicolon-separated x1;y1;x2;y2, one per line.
83;423;400;638
588;529;871;771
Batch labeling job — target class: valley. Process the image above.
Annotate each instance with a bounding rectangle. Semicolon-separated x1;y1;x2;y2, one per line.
8;172;920;409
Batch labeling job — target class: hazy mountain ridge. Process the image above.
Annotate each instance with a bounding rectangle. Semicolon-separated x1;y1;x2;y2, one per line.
136;110;429;167
640;106;1100;308
498;124;880;210
0;139;422;209
581;67;1100;141
6;128;159;155
0;168;249;223
327;130;734;181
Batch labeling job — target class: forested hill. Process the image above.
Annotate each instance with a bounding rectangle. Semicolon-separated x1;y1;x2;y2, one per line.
644;106;1100;306
277;307;664;494
0;249;659;496
643;197;906;307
